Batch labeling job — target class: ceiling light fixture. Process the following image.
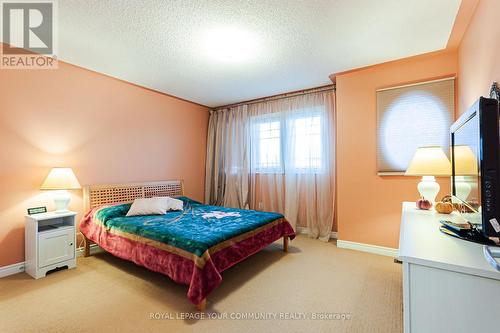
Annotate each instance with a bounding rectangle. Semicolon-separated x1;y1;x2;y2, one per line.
202;27;259;63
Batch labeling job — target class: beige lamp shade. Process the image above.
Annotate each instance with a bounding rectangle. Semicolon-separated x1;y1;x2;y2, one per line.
453;145;478;176
405;146;451;176
40;168;81;190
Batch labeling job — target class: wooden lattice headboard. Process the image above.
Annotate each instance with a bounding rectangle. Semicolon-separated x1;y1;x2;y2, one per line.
83;180;184;211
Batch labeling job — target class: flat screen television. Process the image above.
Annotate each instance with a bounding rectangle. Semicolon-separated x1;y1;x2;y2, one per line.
450;97;500;240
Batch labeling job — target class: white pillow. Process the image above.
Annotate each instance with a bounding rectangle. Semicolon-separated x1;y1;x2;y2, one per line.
165;197;183;211
126;197;169;217
153;196;183;211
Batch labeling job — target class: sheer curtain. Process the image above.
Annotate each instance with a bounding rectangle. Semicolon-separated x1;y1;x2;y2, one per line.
205;105;250;208
205;90;335;241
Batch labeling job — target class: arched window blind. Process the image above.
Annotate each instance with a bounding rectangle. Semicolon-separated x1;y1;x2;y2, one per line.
376;77;455;175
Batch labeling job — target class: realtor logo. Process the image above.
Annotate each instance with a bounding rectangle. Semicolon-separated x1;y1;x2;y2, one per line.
1;0;58;69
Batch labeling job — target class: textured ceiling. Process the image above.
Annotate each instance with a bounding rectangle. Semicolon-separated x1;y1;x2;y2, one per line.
53;0;460;107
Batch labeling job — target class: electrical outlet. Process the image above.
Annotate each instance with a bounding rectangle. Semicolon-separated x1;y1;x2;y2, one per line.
18;265;25;271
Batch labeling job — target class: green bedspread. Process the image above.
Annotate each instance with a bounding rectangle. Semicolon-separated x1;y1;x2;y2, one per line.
94;197;284;257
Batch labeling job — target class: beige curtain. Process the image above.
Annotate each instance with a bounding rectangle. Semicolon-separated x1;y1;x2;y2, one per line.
205;90;335;241
205;110;226;206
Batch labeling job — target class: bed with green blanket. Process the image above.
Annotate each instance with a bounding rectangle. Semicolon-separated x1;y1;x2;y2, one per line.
80;196;295;308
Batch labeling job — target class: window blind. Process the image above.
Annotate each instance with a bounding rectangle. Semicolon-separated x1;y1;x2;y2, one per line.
376;78;455;174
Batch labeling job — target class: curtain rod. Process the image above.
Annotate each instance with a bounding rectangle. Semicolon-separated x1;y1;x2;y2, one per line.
213;84;335;110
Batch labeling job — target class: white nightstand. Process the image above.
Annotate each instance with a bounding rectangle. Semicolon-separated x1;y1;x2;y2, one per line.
25;211;77;279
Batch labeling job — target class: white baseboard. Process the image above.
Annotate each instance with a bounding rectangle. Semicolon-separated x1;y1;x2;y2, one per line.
0;261;25;278
0;244;103;279
296;227;338;239
336;240;398;257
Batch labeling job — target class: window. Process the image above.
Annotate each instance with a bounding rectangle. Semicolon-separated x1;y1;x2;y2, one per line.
251;115;282;173
250;108;325;173
376;78;455;174
290;114;322;171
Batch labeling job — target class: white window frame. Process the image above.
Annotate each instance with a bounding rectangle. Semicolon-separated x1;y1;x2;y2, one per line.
250;107;326;174
286;108;325;174
250;113;284;174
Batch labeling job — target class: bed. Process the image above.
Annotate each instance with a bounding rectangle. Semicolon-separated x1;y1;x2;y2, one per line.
79;180;295;310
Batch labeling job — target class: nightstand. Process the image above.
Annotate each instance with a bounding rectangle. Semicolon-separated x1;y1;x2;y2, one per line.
25;211;77;279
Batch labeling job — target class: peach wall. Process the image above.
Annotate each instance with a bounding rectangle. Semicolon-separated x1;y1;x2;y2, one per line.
458;0;500;115
0;61;209;267
336;51;457;248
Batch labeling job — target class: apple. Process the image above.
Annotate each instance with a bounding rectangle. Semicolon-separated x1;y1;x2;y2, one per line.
416;198;432;210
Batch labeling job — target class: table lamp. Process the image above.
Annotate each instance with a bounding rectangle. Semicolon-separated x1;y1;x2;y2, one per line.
40;168;81;213
405;146;451;202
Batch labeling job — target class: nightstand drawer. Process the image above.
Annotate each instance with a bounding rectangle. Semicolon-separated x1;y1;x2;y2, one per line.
38;227;75;268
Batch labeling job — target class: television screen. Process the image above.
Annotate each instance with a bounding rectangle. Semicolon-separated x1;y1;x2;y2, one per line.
451;97;500;239
452;112;482;225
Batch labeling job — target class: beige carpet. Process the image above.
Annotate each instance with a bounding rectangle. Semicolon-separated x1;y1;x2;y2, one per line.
0;236;402;333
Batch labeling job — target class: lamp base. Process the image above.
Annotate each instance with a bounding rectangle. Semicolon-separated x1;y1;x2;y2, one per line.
417;176;440;202
53;191;71;213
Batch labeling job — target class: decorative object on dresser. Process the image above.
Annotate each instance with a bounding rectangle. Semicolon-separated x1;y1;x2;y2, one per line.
434;200;454;214
40;168;81;213
489;81;500;100
25;211;77;279
405;146;451;202
415;197;432;210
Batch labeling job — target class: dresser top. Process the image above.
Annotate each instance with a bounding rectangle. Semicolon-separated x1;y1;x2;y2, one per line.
398;202;500;280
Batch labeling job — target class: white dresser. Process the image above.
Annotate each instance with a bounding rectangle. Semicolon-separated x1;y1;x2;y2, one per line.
398;202;500;333
25;211;77;279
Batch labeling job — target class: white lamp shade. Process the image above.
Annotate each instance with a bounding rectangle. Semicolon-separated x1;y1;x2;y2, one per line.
40;168;81;190
405;146;451;176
